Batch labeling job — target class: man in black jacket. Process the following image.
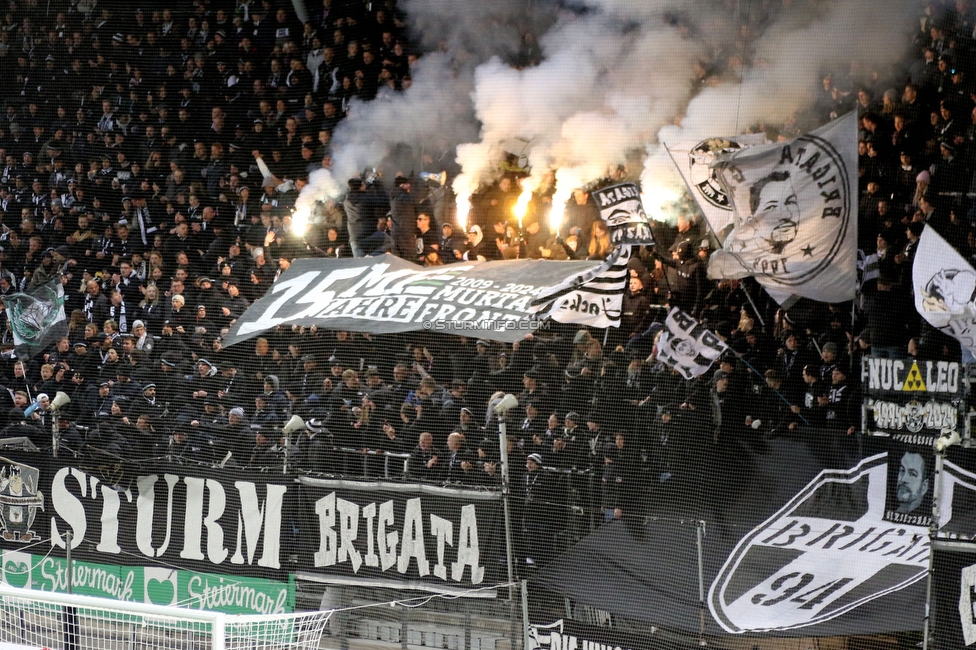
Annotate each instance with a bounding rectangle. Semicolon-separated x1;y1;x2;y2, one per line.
407;431;441;482
523;452;553;566
344;178;370;257
389;175;417;259
443;432;475;484
290;417;334;473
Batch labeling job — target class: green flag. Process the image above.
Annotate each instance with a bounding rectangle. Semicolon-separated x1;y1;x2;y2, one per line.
1;277;68;359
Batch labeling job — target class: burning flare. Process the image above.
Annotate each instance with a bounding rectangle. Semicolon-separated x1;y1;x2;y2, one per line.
513;187;532;228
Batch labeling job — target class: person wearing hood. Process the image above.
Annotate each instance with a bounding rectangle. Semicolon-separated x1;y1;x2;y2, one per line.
463;224;499;261
262;374;291;416
439;222;465;262
131;320;154;355
189;358;218;401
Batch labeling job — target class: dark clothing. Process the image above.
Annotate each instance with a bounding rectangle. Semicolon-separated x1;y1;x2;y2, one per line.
407;445;442;482
389;186;418;259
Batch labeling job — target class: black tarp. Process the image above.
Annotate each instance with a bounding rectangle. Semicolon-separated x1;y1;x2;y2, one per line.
533;435;930;637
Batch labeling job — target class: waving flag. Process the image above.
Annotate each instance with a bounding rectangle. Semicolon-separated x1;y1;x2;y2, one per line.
706;113;857;305
591;183;655;246
1;277;68;359
530;247;630;329
656;307;728;379
665;133;768;242
913;226;976;357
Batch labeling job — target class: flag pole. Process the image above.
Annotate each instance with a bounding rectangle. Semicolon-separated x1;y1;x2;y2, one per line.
734;352;809;425
663;142;770;327
738;280;766;328
662;141;725;248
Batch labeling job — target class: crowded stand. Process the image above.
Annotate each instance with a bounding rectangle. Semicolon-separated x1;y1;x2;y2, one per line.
0;0;972;570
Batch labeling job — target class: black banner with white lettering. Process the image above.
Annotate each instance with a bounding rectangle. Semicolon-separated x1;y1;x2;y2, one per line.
0;454;294;579
861;357;967;441
0;456;506;591
220;257;606;347
528;618;691;650
294;477;504;593
533;435;933;637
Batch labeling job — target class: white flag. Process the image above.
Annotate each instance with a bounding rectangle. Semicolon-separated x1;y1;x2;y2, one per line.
666;133;768;243
706;113;858;305
529;247;630;329
657;307;728;379
913;226;976;356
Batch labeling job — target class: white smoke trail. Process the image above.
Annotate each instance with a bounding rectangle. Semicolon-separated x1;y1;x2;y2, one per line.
291;0;558;223
454;0;919;228
641;0;918;221
298;0;919;233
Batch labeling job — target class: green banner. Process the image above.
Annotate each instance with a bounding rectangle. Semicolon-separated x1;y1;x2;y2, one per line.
0;549;295;615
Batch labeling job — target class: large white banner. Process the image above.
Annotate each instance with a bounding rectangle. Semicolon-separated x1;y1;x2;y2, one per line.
706;113;858;304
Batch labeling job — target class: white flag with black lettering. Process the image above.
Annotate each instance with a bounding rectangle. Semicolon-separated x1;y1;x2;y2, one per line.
913;226;976;357
529;247;630;329
665;133;768;243
706;113;857;305
657;307;728;379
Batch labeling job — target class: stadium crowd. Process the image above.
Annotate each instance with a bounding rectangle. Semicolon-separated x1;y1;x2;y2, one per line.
0;0;972;559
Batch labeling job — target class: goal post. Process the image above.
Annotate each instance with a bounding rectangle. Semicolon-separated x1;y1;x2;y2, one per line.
0;583;332;650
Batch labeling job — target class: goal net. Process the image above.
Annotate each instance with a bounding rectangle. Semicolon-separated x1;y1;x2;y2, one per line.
0;584;331;650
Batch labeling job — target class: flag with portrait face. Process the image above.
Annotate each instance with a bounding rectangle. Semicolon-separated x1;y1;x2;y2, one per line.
665;133;768;243
706;113;857;305
656;307;728;379
591;183;655;246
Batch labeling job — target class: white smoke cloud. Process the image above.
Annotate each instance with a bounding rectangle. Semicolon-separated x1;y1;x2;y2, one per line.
642;0;918;219
454;0;918;229
299;0;919;232
451;0;738;227
292;0;558;216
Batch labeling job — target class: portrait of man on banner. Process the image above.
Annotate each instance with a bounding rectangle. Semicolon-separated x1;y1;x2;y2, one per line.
705;113;856;305
885;448;933;526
